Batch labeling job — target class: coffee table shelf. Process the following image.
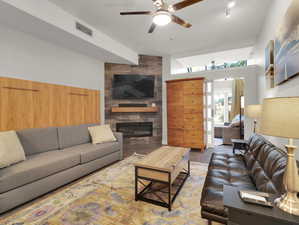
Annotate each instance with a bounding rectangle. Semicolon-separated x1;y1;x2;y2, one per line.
134;146;190;211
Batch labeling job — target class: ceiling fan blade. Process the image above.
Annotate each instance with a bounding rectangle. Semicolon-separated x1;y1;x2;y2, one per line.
172;0;204;11
148;23;156;33
120;11;152;15
171;15;192;28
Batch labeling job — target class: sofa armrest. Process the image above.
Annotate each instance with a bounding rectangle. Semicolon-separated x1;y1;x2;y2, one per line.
114;132;123;160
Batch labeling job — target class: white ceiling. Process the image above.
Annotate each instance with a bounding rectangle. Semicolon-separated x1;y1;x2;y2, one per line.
49;0;272;57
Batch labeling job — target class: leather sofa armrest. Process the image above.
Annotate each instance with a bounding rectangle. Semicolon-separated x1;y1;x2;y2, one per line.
114;132;123;160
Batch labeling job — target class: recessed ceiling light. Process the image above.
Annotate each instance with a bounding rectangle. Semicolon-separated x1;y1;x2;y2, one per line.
227;0;236;9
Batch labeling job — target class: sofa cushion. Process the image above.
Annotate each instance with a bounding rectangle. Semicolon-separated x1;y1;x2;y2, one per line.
62;142;120;164
245;134;287;194
58;123;100;149
201;153;255;218
17;127;59;156
0;150;80;193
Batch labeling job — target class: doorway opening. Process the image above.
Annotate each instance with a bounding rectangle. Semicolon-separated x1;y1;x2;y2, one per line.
205;78;245;147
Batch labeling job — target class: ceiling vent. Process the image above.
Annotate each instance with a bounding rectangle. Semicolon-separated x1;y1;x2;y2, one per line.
76;22;93;37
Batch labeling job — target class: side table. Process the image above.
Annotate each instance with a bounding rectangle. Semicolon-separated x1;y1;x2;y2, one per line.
231;139;248;154
223;185;299;225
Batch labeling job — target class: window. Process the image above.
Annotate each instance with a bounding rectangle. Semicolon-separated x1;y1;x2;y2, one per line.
214;84;232;125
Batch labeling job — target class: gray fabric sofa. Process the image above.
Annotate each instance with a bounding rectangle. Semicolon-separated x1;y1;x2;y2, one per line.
0;123;123;214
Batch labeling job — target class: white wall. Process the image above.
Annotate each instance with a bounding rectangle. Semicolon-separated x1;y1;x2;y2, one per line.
162;64;258;144
0;0;138;64
251;0;299;160
0;24;105;123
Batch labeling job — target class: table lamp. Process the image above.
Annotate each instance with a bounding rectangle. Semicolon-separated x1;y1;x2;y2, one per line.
245;104;261;133
259;97;299;216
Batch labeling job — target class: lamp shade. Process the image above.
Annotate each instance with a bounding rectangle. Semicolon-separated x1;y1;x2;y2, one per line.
259;97;299;139
245;104;261;119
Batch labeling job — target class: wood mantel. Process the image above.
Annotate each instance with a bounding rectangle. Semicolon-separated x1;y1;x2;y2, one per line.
111;107;158;113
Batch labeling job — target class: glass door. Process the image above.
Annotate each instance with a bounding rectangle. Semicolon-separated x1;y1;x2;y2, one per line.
204;80;214;147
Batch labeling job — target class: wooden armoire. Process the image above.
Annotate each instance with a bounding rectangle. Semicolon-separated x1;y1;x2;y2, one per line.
166;77;206;151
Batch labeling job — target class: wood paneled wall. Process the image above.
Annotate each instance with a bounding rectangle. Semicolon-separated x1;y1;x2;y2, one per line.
0;77;100;131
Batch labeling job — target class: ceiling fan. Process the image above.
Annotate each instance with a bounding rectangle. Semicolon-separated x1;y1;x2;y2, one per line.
120;0;205;33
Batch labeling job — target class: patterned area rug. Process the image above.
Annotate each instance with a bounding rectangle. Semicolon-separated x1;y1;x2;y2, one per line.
0;154;209;225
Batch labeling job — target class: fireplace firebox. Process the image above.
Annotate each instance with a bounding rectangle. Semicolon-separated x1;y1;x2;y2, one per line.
116;122;153;138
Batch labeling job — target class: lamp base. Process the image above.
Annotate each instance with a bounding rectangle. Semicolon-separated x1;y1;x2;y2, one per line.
275;192;299;216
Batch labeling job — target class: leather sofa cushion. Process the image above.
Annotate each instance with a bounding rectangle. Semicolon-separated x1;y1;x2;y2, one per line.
0;150;80;193
201;153;255;217
57;123;100;149
62;142;120;164
245;134;287;194
17;127;59;156
244;135;266;170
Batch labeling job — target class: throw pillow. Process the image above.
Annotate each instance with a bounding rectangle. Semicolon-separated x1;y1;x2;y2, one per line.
88;125;116;145
0;131;26;168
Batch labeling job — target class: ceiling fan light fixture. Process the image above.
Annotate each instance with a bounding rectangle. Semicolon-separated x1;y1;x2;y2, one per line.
227;0;236;9
153;10;171;26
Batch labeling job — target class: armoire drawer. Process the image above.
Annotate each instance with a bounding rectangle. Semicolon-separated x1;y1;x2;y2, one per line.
168;118;184;129
183;81;203;95
184;121;203;129
167;94;184;104
168;105;184;115
184;105;203;114
183;80;203;90
168;129;184;146
184;113;203;122
184;130;203;140
184;95;203;105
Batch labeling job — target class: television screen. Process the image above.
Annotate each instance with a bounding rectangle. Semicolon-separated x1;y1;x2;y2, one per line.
112;75;155;99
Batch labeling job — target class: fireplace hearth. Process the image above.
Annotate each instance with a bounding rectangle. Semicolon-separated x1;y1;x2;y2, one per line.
116;122;153;138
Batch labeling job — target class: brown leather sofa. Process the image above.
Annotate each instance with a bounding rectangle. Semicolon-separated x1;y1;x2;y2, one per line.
200;134;287;224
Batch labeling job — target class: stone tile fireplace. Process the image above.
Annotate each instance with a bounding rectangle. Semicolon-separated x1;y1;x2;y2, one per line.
105;55;162;145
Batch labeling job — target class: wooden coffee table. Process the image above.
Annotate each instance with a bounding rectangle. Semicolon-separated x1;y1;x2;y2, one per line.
134;146;190;211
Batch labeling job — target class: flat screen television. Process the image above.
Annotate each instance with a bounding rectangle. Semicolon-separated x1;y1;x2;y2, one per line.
112;75;155;99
